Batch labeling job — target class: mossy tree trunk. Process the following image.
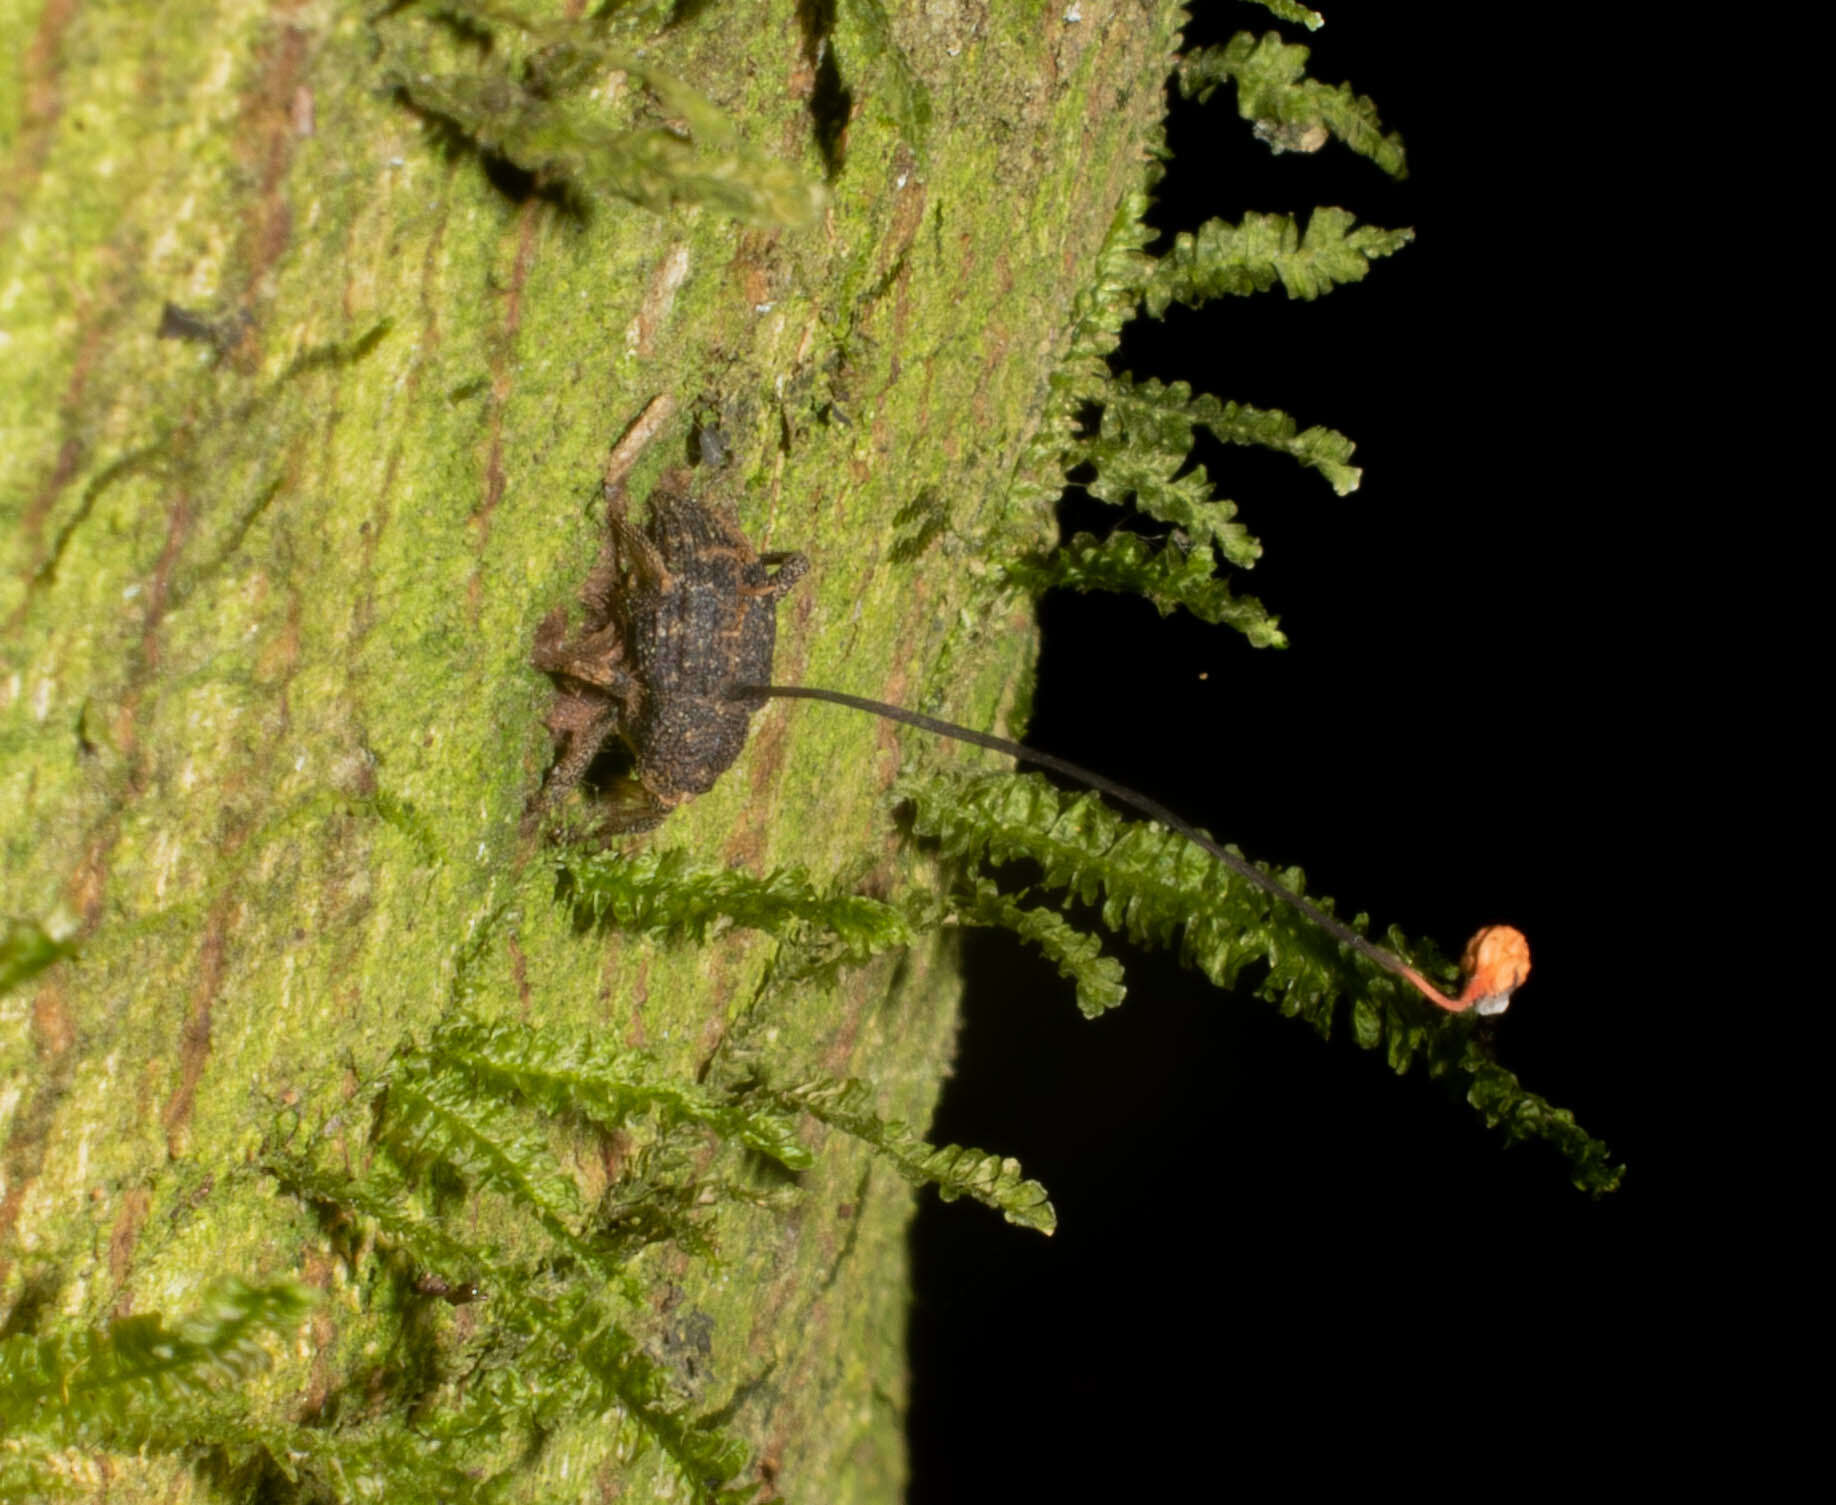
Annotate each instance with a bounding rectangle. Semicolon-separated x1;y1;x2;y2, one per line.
1;1;1181;1498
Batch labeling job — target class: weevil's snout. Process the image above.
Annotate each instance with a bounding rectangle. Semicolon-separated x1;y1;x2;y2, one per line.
1456;925;1532;1016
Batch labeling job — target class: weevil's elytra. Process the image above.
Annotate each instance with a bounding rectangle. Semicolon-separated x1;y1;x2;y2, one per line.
532;399;808;834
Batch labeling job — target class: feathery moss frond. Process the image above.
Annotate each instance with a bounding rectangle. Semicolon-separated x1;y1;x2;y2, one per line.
1105;375;1362;496
1464;1050;1623;1194
592;1129;743;1265
1008;373;1360;641
387;63;824;228
251;1424;494;1505
900;770;1621;1192
1073;372;1358;544
957;876;1127;1017
1064;189;1162;374
775;1076;1056;1233
423;1283;757;1504
1243;0;1325;28
375;3;826;229
270;1114;765;1494
267;1151;509;1286
0;1280;314;1444
1011;371;1365;644
562;1310;758;1504
380;1052;593;1255
1144;207;1414;313
904;769;1405;1030
562;847;912;962
1006;185;1162;520
1072;376;1261;560
3;1407;492;1504
1007;531;1285;647
1180;31;1407;178
426;1014;814;1171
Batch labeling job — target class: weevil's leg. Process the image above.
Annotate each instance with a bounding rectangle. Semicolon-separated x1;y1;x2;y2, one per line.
579;547;622;623
751;550;810;601
607;509;672;597
533;609;630;689
531;604;571;666
543;637;642;701
531;604;580;673
531;613;646;743
590;395;677;610
538;696;617;806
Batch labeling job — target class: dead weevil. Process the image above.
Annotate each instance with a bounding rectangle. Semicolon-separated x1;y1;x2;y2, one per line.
534;397;1528;1015
530;394;808;833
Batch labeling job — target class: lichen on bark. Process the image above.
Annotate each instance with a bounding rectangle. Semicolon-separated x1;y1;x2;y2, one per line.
0;1;1185;1498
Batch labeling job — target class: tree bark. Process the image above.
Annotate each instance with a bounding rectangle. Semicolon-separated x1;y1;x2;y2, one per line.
1;1;1181;1498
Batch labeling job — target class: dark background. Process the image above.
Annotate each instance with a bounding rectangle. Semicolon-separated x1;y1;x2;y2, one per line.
908;3;1658;1494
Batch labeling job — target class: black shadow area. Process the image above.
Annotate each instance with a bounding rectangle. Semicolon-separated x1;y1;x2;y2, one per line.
906;2;1669;1496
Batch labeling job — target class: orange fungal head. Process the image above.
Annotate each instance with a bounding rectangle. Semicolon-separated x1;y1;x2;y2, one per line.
1455;925;1532;1016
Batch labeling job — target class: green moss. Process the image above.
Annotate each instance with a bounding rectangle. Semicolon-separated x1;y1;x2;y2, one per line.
3;1;1181;1497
